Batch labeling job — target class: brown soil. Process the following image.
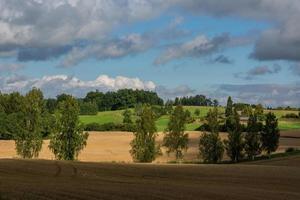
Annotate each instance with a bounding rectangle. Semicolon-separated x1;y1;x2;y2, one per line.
0;156;299;200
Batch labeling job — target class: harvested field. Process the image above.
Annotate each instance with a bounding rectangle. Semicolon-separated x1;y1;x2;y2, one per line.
0;156;300;200
0;130;299;163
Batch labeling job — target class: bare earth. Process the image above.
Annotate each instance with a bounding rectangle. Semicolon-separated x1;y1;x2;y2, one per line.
0;156;300;200
1;131;300;163
0;130;300;200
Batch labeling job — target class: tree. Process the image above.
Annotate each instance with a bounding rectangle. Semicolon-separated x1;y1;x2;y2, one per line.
49;95;88;160
130;105;161;162
245;113;262;160
225;96;233;117
254;104;265;121
261;112;280;156
14;88;44;158
224;109;244;162
123;109;133;124
194;109;200;117
199;108;224;163
163;105;189;160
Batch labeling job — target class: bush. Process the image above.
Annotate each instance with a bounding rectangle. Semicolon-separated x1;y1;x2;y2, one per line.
79;102;98;115
285;147;297;153
282;113;299;119
84;122;136;132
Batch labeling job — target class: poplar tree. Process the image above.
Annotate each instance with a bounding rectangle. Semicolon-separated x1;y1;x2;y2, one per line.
49;95;88;160
163;105;189;160
130;105;161;162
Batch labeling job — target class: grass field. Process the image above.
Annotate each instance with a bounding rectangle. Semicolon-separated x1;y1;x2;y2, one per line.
0;155;300;200
79;106;300;131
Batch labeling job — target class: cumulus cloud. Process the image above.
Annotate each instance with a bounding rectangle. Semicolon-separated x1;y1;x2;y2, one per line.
154;33;230;65
0;74;156;97
155;85;195;100
61;33;154;67
1;0;300;64
235;64;281;80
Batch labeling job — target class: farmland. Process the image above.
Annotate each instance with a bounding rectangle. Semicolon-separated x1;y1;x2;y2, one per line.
1;130;299;163
79;106;300;131
0;155;300;200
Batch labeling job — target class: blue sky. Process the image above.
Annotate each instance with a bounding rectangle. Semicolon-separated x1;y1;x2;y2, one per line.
0;0;299;107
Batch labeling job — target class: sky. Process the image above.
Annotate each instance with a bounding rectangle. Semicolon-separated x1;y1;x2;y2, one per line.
0;0;299;107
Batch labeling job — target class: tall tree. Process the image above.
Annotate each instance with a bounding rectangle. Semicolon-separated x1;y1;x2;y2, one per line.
224;109;244;162
261;112;280;157
130;105;161;162
245;112;262;160
225;96;233;117
199;108;224;163
49;95;88;160
163;105;189;160
14;88;44;158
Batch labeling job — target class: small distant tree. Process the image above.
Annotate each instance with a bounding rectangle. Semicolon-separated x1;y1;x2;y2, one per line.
261;112;280;157
123;109;133;124
224;109;244;162
194;109;200;117
225;96;233;117
130;105;161;162
245;113;262;160
14;88;44;159
163;105;189;160
199;108;224;163
255;104;265;121
49;95;88;160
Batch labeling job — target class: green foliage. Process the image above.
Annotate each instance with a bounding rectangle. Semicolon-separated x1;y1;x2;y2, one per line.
199;132;224;163
245;113;262;160
130;105;161;162
84;122;136;132
194;109;200;117
206;107;219;134
224;109;244;162
79;101;98;115
84;89;163;111
261;112;280;155
254;104;265;121
123;109;133;124
199;107;224;163
173;95;217;106
163;105;189;160
225;96;233;117
13;88;44;158
49;95;88;161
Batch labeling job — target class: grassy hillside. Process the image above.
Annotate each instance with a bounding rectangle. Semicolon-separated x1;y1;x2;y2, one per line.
79;106;300;131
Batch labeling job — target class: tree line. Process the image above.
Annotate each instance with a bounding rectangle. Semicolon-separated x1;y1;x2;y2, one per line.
129;97;280;163
0;89;88;160
168;95;219;107
0;88;281;163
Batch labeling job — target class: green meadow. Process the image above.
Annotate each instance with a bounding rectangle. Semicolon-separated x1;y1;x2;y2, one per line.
79;106;300;132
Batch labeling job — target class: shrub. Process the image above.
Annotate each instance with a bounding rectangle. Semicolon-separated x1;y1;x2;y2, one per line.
84;122;136;132
285;147;296;153
282;113;299;119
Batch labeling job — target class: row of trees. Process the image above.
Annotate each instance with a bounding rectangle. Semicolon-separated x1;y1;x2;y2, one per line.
44;89;164;115
129;101;280;163
0;89;88;160
170;95;219;107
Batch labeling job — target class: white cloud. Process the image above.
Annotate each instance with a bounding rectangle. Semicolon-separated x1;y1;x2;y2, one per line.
155;33;229;65
0;74;156;97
